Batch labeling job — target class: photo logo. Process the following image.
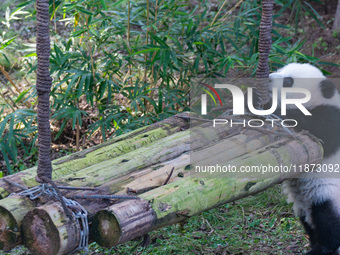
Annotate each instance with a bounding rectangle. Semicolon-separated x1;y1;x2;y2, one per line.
200;83;311;116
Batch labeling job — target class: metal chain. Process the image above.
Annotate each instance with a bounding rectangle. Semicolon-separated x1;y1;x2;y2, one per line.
7;181;140;254
68;194;140;200
64;197;89;254
11;184;47;199
13;184;89;255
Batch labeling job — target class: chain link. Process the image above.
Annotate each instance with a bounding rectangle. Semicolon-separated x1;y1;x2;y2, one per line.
13;184;89;255
8;182;139;254
64;197;89;254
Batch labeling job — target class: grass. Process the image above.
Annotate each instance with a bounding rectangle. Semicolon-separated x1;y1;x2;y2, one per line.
94;185;307;254
2;185;309;255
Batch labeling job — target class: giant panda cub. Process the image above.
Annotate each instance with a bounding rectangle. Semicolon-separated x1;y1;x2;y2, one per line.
267;63;340;255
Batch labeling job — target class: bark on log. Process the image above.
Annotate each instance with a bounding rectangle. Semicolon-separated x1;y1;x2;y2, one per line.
21;202;80;255
90;199;155;246
0;120;323;252
0;120;241;198
36;124;268;190
0;195;35;251
118;128;286;194
0;127;288;250
91;132;322;247
0;120;241;251
0;113;190;198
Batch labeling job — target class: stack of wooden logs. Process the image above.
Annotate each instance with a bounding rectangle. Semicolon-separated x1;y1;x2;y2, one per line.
0;113;323;255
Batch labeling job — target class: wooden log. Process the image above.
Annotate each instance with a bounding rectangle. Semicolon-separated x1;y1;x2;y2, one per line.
41;124;256;190
117;128;284;194
0;156;185;251
0;120;241;198
90;199;155;247
0;195;35;251
0;127;318;251
21;202;80;255
1;125;323;252
0;113;190;198
0;126;286;250
0;116;323;252
91;132;322;247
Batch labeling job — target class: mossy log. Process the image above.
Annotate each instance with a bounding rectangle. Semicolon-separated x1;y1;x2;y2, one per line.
90;199;155;247
0;113;190;198
21;202;80;255
1;127;322;251
28;125;280;191
0;120;242;252
0;195;35;251
117;128;286;194
0;115;324;253
91;132;323;247
0;127;297;248
0;119;242;198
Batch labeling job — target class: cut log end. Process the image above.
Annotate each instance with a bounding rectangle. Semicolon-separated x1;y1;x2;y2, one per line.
0;196;35;251
91;199;156;247
22;202;80;255
0;206;19;251
22;209;60;255
91;210;121;247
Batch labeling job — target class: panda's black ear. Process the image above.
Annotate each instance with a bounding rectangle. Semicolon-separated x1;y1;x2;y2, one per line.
320;79;336;99
283;77;294;87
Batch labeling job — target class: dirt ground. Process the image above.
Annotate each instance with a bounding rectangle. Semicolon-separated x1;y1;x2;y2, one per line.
280;0;340;76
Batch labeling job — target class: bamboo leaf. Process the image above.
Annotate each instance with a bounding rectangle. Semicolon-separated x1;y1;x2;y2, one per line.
0;36;17;50
131;47;160;55
14;90;29;104
99;0;107;10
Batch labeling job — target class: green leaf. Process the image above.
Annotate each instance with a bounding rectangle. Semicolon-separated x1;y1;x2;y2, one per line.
111;0;125;8
75;7;93;16
99;0;107;10
15;89;29;104
174;11;188;16
0;145;12;174
23;52;37;58
71;29;86;37
16;0;34;8
131;47;160;55
77;75;86;99
1;53;11;66
317;61;340;67
89;27;98;36
0;36;17;50
302;2;325;28
65;74;81;97
148;32;169;48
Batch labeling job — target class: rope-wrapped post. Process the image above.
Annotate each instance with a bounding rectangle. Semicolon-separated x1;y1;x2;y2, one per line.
35;0;73;219
35;0;53;183
255;0;274;107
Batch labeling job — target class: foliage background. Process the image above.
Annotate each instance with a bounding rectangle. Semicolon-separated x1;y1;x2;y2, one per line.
0;0;340;254
1;0;339;174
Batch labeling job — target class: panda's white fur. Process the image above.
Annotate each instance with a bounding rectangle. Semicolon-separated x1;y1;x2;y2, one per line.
283;175;340;227
270;63;340;110
269;63;340;255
